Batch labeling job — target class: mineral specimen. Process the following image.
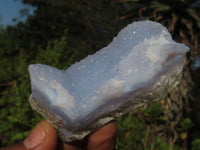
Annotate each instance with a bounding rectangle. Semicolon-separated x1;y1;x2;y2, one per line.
28;21;189;142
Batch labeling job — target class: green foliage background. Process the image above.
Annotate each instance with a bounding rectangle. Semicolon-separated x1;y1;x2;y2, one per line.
0;0;200;149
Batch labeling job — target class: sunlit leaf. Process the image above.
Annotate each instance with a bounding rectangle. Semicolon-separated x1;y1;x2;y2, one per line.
150;1;168;9
156;5;170;12
186;8;200;21
168;13;178;32
153;4;170;18
155;15;163;21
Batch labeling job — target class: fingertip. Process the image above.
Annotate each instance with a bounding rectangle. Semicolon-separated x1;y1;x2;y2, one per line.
40;120;58;149
87;121;117;150
23;120;58;150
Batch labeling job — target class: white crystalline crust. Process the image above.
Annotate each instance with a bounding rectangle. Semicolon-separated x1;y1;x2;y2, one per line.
28;21;189;142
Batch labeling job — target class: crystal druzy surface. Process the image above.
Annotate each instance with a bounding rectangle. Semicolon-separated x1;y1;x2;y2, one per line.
28;21;189;141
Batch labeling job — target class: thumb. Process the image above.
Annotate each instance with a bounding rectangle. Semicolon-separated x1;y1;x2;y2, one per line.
1;120;58;150
23;120;58;150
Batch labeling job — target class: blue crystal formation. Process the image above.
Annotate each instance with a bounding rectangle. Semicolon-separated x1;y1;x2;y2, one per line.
28;21;189;141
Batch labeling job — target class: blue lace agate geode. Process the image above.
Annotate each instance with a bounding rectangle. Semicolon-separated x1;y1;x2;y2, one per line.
28;21;189;142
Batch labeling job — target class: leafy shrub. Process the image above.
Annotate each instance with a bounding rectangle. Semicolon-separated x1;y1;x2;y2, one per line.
116;112;145;150
180;118;193;131
192;138;200;150
0;30;77;146
116;109;182;150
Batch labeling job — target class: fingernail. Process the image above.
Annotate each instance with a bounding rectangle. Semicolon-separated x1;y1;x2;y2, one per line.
23;121;47;149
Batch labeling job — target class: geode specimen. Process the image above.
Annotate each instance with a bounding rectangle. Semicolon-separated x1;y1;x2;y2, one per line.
28;21;189;142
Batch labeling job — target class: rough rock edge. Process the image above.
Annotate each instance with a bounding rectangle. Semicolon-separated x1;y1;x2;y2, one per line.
29;95;116;142
29;69;181;142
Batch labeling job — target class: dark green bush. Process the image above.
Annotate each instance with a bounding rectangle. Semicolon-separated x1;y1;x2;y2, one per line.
0;30;77;146
192;138;200;150
116;110;182;150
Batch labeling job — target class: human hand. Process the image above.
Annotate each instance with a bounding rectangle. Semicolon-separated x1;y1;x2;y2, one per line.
0;120;116;150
